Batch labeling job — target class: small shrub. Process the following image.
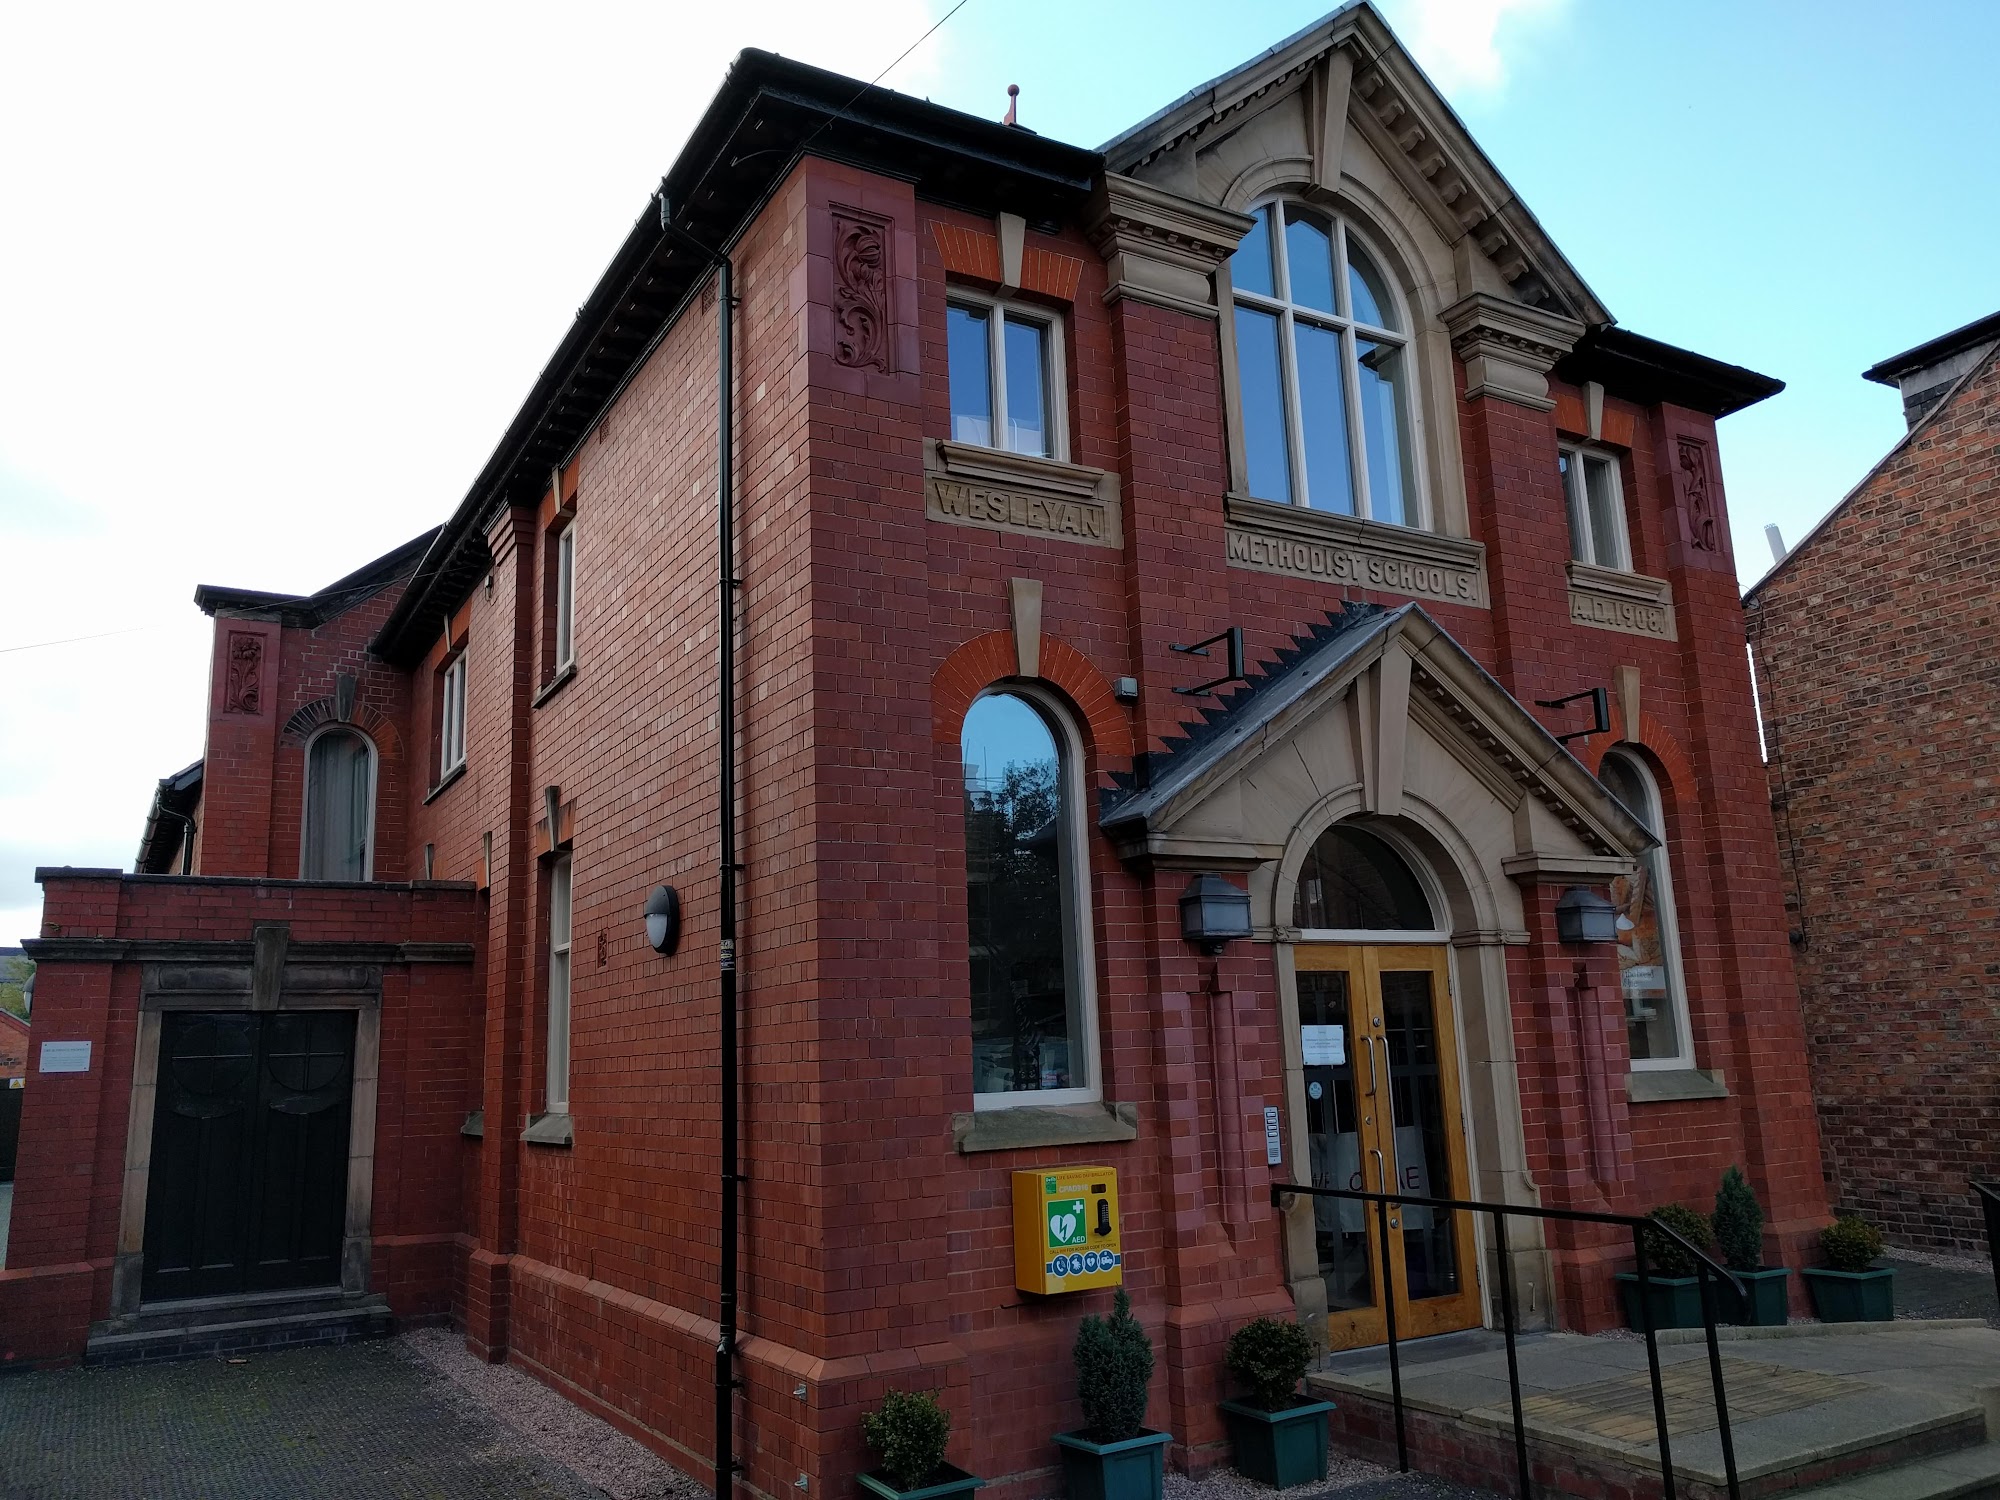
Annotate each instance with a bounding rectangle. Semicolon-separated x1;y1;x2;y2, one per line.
1821;1214;1885;1273
1641;1203;1717;1279
1075;1288;1154;1443
1225;1316;1315;1411
1711;1166;1766;1273
863;1389;951;1491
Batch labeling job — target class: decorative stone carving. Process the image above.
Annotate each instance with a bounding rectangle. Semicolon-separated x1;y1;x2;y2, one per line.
223;631;263;714
830;209;890;373
924;439;1122;549
1566;561;1677;641
1224;495;1489;607
1440;293;1584;412
1677;439;1720;553
1085;174;1254;321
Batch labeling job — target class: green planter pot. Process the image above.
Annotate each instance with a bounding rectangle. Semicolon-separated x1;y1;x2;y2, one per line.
1722;1267;1792;1327
1615;1272;1707;1331
1804;1265;1895;1323
858;1465;984;1500
1219;1398;1335;1489
1054;1429;1172;1500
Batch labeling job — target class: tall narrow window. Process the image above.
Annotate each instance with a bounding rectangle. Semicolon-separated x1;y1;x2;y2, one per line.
1599;750;1692;1068
946;295;1063;459
1229;204;1418;525
553;523;576;671
1560;447;1630;569
439;654;468;778
547;855;572;1112
302;729;373;881
961;689;1094;1104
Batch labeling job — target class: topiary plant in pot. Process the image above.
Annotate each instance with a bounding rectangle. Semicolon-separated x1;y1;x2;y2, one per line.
1054;1290;1170;1500
1615;1203;1719;1331
1712;1166;1791;1327
1805;1214;1894;1322
858;1390;982;1500
1217;1316;1334;1489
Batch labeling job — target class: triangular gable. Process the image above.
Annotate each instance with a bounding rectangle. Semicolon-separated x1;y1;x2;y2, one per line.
1101;603;1652;866
1101;2;1608;326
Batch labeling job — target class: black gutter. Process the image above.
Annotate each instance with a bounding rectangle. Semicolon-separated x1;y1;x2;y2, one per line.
196;527;440;627
1862;308;2000;386
1554;325;1783;419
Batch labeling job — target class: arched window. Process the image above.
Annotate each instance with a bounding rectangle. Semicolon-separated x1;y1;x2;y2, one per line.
961;688;1095;1104
1598;749;1692;1067
301;728;375;881
1293;824;1436;931
1230;203;1420;526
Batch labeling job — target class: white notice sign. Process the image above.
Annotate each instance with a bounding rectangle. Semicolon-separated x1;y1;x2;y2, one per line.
39;1040;91;1074
1301;1025;1346;1067
1263;1106;1283;1166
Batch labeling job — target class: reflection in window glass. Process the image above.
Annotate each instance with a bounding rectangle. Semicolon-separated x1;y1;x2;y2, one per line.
1235;306;1292;504
1003;316;1049;458
1347;240;1398;331
1293;825;1434;930
1284;207;1337;314
1357;337;1412;529
304;730;372;881
1561;449;1628;569
1599;751;1688;1064
948;304;992;446
1296;323;1355;515
1231;205;1276;299
962;693;1082;1097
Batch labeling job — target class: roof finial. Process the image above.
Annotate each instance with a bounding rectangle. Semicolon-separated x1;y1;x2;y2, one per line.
1004;83;1019;127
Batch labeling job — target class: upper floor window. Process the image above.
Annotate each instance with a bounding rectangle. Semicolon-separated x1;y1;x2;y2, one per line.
439;654;468;778
1230;203;1418;526
1598;748;1692;1069
1560;447;1630;570
302;728;374;881
961;687;1095;1105
552;522;577;673
947;293;1066;460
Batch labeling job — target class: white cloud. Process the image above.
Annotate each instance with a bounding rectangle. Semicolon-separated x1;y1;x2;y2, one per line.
1377;0;1569;95
0;1;951;941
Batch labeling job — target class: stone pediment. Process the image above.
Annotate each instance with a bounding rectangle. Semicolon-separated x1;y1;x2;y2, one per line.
1102;2;1608;327
1100;603;1652;875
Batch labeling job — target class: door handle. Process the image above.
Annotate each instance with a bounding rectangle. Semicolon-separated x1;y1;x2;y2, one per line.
1370;1146;1399;1232
1362;1032;1378;1096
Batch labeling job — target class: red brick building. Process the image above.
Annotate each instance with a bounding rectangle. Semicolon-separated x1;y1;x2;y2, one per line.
7;7;1829;1493
1744;312;2000;1253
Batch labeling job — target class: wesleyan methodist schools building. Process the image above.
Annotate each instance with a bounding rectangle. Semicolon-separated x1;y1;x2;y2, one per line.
6;5;1829;1494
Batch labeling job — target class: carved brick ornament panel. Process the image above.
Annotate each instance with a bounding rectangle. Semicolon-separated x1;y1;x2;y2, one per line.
223;632;264;715
1677;439;1720;554
831;208;890;373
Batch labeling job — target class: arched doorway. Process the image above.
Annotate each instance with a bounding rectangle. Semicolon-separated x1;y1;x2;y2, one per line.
1293;823;1482;1348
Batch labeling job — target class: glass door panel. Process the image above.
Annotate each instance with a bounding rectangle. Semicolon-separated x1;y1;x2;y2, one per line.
1297;969;1373;1320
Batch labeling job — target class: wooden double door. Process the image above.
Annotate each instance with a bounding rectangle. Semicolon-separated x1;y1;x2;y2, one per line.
1296;945;1482;1349
141;1009;356;1303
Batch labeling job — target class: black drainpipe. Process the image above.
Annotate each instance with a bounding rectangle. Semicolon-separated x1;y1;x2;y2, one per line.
659;188;742;1500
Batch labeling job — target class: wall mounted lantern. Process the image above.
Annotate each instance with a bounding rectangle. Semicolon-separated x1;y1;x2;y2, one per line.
644;884;682;956
1554;886;1618;946
1180;873;1253;954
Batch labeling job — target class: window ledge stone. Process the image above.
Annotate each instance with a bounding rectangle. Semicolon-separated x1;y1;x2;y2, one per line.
953;1101;1138;1155
423;761;468;806
523;1111;574;1147
532;661;578;709
1222;494;1489;609
1627;1068;1728;1104
460;1109;484;1139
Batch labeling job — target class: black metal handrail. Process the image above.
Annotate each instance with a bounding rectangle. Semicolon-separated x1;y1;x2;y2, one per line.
1973;1181;2000;1313
1271;1181;1747;1500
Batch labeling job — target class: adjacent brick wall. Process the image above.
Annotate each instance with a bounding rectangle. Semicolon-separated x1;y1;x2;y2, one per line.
1745;348;2000;1252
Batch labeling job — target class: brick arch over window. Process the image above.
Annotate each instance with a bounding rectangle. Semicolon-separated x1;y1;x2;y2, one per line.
931;631;1131;766
284;696;404;763
1578;713;1696;810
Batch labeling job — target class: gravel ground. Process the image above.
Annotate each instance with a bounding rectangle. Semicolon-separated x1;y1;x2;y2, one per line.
1167;1458;1488;1500
1887;1243;1994;1275
1886;1254;2000;1325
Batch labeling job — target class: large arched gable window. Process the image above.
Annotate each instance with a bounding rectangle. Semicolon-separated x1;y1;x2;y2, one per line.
301;727;376;881
961;686;1097;1106
1598;748;1693;1068
1229;202;1421;527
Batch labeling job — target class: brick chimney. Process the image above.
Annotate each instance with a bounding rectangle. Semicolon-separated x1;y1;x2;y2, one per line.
1863;309;2000;428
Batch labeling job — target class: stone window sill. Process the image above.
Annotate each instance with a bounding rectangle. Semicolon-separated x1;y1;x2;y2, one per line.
532;661;578;709
1627;1068;1728;1104
523;1111;574;1147
423;761;467;806
460;1110;484;1138
952;1101;1138;1154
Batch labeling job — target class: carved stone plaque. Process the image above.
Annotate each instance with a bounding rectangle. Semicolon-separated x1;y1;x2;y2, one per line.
1223;496;1488;608
223;631;264;714
923;439;1121;549
1566;562;1677;640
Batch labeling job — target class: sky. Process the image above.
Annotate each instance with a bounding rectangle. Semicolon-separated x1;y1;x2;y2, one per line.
3;0;1996;946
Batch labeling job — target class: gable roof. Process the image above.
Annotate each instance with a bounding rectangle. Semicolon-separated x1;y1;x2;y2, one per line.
195;527;440;627
136;759;204;876
1101;2;1608;326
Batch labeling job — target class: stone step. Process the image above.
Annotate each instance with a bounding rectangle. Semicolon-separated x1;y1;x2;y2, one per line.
86;1291;392;1366
1791;1442;2000;1500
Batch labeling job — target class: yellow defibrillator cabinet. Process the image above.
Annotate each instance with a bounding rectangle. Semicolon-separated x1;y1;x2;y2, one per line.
1012;1166;1122;1294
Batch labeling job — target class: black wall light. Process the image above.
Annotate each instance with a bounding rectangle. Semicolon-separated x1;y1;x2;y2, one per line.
1180;873;1253;954
644;884;682;956
1554;886;1618;945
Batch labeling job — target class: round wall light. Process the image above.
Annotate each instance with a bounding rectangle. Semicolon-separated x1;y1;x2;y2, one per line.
644;884;682;956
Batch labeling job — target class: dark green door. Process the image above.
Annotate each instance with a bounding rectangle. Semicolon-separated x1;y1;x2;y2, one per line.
142;1010;356;1302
